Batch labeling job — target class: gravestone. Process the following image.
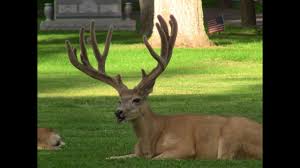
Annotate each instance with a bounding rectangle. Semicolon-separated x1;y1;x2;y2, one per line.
40;0;135;31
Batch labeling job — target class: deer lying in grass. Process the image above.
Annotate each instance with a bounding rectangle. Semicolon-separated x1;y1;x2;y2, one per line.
38;128;65;150
65;15;262;160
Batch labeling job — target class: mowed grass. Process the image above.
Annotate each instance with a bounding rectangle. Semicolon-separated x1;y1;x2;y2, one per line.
38;25;262;168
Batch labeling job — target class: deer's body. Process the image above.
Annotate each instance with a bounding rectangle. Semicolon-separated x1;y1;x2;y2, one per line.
103;101;262;160
65;15;262;160
123;101;262;160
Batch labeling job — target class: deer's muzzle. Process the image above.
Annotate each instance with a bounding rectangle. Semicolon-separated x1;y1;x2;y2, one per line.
115;110;126;122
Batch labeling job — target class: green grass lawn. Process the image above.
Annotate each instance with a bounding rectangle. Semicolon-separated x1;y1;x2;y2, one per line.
38;25;262;168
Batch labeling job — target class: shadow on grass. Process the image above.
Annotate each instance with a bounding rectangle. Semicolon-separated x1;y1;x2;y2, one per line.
210;33;261;46
207;25;262;46
38;31;143;45
38;70;261;93
38;88;262;126
38;25;261;46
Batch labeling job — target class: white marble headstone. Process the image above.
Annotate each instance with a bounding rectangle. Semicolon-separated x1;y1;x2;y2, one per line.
55;0;122;19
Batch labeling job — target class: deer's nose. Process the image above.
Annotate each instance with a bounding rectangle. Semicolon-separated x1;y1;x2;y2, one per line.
115;110;123;117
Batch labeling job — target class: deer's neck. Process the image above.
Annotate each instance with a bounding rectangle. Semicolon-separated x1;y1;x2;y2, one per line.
130;102;161;140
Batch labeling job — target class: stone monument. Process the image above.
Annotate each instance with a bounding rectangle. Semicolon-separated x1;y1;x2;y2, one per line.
40;0;135;31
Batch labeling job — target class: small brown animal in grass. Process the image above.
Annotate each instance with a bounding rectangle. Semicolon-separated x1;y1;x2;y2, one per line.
65;15;262;160
38;128;65;150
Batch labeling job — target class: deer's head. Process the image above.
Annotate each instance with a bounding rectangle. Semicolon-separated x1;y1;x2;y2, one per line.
65;15;177;123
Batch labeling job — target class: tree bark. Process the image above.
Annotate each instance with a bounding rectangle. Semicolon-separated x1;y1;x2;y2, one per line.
149;0;214;48
139;0;154;37
240;0;256;26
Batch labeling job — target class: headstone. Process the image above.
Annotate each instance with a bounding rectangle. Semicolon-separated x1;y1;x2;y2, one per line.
40;0;135;31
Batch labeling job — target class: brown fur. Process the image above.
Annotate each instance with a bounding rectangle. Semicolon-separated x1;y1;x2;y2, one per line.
107;91;262;160
37;128;65;150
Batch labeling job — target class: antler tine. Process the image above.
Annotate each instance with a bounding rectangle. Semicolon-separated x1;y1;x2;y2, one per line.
157;15;170;59
79;27;93;67
66;40;101;78
142;15;170;71
164;15;178;66
102;25;113;63
168;15;178;53
157;15;170;41
65;23;128;94
141;69;147;79
155;22;169;61
143;35;166;69
136;15;178;92
66;40;80;67
90;21;103;72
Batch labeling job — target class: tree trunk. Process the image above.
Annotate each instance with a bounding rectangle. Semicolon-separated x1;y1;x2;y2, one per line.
240;0;256;26
218;0;232;8
139;0;154;37
149;0;214;48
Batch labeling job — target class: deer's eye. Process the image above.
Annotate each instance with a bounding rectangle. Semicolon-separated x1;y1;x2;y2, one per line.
132;98;141;104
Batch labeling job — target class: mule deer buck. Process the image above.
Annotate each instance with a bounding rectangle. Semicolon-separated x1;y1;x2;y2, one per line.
65;15;262;160
38;128;65;150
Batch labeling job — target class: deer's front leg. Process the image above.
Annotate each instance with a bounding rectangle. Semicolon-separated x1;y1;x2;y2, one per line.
152;148;195;160
38;144;62;150
135;139;155;159
106;154;136;160
106;143;140;160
